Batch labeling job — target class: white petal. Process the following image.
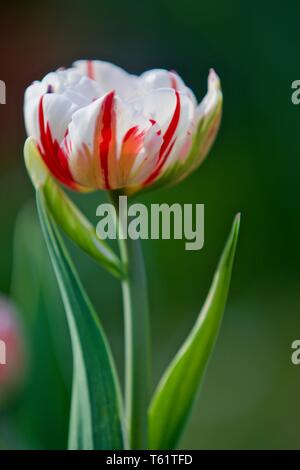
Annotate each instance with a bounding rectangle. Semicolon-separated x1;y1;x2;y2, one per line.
43;94;76;143
74;60;139;100
115;98;158;154
156;92;196;170
42;69;101;106
196;69;222;122
139;69;184;91
133;88;195;138
24;92;75;145
128;122;163;185
139;68;197;105
113;98;162;186
24;82;47;139
24;68;103;148
66;94;163;189
65;96;106;188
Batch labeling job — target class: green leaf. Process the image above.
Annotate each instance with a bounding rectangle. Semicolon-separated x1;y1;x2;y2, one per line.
11;202;71;449
149;214;240;450
24;137;125;279
36;190;125;450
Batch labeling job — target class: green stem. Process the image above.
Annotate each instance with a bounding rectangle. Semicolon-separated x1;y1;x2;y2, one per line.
110;191;150;450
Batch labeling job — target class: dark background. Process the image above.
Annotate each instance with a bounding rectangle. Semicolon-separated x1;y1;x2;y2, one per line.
0;0;300;449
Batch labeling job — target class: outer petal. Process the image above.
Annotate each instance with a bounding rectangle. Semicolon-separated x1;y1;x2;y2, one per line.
74;60;139;100
24;70;102;191
24;89;80;190
196;69;222;123
36;95;80;190
24;81;49;139
131;89;195;186
188;68;223;172
143;69;223;192
39;93;76;143
64;93;115;190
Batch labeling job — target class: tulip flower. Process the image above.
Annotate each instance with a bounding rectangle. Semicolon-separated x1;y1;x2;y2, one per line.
23;59;239;453
24;61;222;194
0;296;25;402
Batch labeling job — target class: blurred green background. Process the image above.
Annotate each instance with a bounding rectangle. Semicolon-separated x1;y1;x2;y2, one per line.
0;0;300;449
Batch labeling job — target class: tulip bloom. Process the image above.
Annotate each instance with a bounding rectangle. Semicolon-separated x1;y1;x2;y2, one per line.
24;61;222;193
0;297;25;402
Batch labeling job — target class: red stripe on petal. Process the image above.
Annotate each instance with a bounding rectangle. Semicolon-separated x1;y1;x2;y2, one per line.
87;60;95;80
149;119;162;136
143;91;181;186
160;91;180;159
123;126;139;143
121;125;145;158
38;96;78;190
118;125;146;186
99;91;115;189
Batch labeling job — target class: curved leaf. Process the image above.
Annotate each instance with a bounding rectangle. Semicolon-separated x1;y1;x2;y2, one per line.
11;202;71;449
36;190;125;450
149;214;240;449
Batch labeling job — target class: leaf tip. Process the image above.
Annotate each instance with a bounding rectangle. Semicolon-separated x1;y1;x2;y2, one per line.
233;212;241;236
235;211;241;221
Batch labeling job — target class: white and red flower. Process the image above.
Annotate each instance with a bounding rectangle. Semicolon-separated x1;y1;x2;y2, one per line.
24;60;222;193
